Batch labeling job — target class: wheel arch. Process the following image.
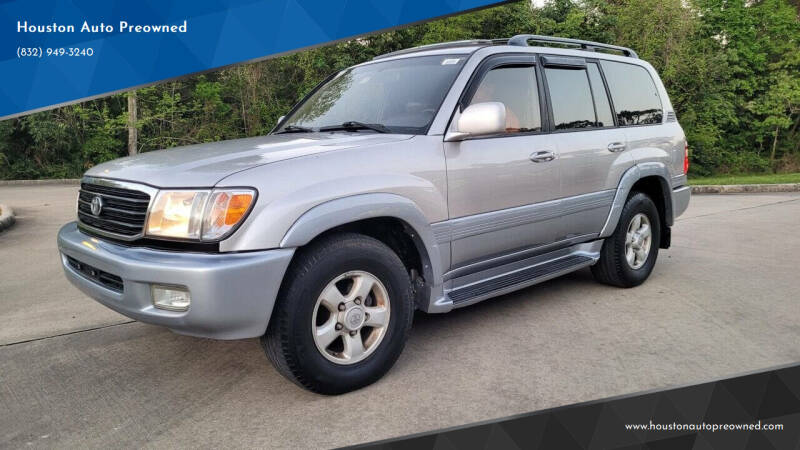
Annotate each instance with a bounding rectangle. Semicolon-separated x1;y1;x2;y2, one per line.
279;193;445;310
600;163;674;248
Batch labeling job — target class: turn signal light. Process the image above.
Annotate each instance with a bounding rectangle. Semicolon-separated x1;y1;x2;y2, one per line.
202;191;255;240
226;194;254;225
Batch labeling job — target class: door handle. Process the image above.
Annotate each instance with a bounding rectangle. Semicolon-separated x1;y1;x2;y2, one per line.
530;150;556;163
607;142;626;152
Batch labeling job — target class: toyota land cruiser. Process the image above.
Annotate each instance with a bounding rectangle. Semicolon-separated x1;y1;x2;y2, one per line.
58;35;691;394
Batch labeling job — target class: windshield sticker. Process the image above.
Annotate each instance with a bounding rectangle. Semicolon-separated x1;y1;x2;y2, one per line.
441;58;461;65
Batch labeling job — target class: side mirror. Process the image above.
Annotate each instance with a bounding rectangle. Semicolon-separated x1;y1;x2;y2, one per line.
445;102;506;141
277;115;285;125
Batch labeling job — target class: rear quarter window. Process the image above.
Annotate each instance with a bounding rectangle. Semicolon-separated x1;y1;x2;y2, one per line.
600;61;663;126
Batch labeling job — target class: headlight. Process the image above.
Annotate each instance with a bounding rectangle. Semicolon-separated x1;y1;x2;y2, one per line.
145;188;255;241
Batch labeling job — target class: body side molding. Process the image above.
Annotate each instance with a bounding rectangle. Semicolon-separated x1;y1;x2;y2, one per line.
431;189;614;243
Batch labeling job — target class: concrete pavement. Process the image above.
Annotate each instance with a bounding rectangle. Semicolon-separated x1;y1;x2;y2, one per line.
0;185;129;346
1;186;799;449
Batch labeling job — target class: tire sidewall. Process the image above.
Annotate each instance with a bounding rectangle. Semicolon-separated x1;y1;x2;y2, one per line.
281;238;412;393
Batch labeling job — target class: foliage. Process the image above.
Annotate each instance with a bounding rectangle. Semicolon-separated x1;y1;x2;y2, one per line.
0;0;798;179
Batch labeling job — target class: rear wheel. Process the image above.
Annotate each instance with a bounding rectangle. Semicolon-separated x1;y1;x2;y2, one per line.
262;233;413;394
591;192;660;287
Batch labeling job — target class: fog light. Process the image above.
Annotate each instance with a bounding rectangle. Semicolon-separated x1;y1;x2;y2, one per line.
152;285;191;311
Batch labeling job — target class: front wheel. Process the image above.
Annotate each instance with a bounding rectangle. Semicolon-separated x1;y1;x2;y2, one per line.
591;192;661;288
262;233;413;394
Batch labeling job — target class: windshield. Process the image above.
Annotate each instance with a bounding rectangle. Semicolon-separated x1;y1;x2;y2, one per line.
277;55;467;134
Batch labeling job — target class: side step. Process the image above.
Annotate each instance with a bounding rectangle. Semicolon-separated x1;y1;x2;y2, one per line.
448;254;594;307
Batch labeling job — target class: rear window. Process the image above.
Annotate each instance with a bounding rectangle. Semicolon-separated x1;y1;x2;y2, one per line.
600;61;663;126
544;67;598;130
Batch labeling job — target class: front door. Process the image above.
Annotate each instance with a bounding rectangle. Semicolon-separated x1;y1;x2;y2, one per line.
445;56;561;269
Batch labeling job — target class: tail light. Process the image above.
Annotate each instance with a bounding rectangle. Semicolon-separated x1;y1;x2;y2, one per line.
683;143;690;174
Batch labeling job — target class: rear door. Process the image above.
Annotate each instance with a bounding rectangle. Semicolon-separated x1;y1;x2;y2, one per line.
599;59;670;170
541;57;633;240
445;54;560;269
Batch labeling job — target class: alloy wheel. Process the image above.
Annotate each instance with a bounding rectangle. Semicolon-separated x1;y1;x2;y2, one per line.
625;213;652;270
311;271;391;365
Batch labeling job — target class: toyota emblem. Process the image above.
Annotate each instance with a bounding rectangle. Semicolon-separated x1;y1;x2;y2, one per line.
90;196;104;216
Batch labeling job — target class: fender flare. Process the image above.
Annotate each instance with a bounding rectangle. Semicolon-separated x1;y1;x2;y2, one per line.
279;193;444;293
599;162;674;238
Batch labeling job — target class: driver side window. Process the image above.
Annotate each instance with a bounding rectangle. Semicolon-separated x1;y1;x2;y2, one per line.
467;65;541;133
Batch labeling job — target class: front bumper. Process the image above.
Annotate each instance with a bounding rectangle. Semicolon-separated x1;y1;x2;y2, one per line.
57;222;294;339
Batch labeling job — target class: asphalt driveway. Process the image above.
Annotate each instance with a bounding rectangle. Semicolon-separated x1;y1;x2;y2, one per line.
1;185;799;448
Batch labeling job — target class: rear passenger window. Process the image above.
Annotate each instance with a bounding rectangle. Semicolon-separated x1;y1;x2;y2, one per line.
600;61;663;125
587;63;614;127
544;67;597;130
468;65;541;133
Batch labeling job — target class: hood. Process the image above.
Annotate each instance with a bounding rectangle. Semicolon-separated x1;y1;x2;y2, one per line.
85;133;413;187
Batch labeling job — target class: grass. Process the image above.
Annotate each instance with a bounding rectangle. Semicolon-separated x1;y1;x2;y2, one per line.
688;172;800;186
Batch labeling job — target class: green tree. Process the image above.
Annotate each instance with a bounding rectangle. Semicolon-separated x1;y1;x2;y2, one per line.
1;0;798;179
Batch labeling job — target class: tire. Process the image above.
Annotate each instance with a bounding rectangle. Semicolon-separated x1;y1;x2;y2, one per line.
262;232;413;394
591;192;661;288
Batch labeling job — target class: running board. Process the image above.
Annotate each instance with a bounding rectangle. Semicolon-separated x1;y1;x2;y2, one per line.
445;242;601;308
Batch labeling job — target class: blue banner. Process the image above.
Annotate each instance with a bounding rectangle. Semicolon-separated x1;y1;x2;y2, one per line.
0;0;507;119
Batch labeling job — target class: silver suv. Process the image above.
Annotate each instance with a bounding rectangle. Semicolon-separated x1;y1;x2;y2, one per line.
58;35;691;394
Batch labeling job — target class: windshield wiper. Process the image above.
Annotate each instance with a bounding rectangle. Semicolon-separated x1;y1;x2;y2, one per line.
319;121;391;133
274;125;315;134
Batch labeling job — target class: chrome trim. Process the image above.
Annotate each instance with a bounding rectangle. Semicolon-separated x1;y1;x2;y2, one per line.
530;150;557;162
78;176;158;242
607;142;626;152
79;199;142;217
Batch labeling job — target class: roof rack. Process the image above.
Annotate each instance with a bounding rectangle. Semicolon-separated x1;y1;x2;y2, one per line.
372;39;506;60
507;34;638;59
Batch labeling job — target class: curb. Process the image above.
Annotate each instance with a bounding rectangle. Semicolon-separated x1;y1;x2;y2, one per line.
690;183;800;194
0;204;15;232
0;179;80;186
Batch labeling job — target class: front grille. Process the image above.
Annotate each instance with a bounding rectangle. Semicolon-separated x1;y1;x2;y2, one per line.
65;255;124;292
78;182;150;237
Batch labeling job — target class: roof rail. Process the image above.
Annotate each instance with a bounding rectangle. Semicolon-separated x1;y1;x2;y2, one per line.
372;39;505;60
507;34;638;59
